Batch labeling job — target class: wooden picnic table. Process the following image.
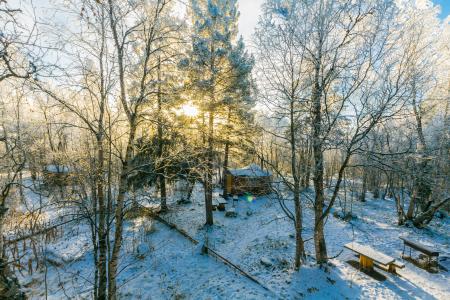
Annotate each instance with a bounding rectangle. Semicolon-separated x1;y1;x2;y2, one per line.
400;236;439;268
212;197;227;211
345;242;404;273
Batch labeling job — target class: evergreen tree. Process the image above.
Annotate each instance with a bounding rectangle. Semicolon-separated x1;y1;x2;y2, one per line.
219;37;255;188
187;0;254;225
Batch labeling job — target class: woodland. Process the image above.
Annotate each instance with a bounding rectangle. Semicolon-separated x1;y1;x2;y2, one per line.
0;0;449;299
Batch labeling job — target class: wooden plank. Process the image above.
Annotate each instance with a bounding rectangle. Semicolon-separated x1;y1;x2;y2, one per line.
148;212;276;296
151;214;199;245
392;260;405;268
400;237;439;257
345;242;394;266
217;198;227;204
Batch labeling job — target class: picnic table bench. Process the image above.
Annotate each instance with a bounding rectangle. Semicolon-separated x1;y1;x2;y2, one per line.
345;242;405;274
400;237;439;268
212;197;227;211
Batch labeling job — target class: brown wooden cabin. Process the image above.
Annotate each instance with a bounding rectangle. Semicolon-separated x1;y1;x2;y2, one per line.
224;164;272;196
43;165;72;186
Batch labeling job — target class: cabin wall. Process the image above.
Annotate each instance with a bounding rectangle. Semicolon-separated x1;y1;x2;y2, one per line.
226;174;272;196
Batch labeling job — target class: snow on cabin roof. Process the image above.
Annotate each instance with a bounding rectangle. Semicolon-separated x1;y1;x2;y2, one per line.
44;165;71;173
229;164;271;177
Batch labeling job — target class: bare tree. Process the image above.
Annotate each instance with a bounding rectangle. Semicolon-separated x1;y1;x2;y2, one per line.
0;1;45;297
257;0;414;263
254;4;309;268
106;0;177;297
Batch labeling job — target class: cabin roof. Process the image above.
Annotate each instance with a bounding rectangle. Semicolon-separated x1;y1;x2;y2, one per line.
229;164;271;177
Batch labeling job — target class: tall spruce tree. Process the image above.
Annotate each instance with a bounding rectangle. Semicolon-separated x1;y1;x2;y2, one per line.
188;0;253;225
220;37;255;188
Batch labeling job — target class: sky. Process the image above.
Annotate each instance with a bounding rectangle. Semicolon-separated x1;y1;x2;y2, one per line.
237;0;264;44
237;0;450;44
11;0;450;47
433;0;450;18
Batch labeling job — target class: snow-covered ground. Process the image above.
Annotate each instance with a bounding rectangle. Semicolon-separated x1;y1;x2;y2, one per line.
10;180;450;299
163;185;450;299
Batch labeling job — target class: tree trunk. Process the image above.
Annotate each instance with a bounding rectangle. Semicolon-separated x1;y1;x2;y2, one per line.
97;137;107;300
294;184;305;269
412;87;427;152
303;143;312;189
97;11;108;297
360;169;367;202
90;182;99;300
314;202;327;264
157;58;167;212
107;0;140;295
108;123;136;299
412;87;432;213
394;194;405;225
312;147;327;262
406;191;416;220
223;141;229;191
311;57;327;264
413;198;449;228
0;206;7;263
187;179;195;201
289;98;305;269
222;107;232;193
205;109;214;226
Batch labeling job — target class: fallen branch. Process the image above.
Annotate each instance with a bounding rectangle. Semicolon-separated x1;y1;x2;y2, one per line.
4;217;82;245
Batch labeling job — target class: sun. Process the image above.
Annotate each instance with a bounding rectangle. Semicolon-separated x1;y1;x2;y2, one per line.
178;103;199;117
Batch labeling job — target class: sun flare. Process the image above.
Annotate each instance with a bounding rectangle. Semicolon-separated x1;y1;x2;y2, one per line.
179;103;199;117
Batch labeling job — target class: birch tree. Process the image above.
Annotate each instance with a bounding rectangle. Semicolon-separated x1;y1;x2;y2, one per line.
0;2;43;296
31;0;116;296
399;4;450;226
258;0;413;263
305;0;413;263
254;2;309;268
106;0;178;297
34;0;180;297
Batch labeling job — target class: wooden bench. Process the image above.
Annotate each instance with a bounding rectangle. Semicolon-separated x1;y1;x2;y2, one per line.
400;237;439;268
345;242;404;274
217;197;227;211
212;199;219;210
212;198;227;211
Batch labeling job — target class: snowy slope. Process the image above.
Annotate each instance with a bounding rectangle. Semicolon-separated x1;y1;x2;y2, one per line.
13;181;450;299
163;185;449;299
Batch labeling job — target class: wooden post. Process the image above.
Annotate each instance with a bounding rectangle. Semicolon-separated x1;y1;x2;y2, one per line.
226;175;232;195
28;258;33;275
360;255;373;270
388;264;396;274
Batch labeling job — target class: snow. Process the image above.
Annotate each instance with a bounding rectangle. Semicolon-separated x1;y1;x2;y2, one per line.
161;185;449;299
10;178;450;299
229;164;272;177
260;257;273;267
344;242;395;265
43;165;71;173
